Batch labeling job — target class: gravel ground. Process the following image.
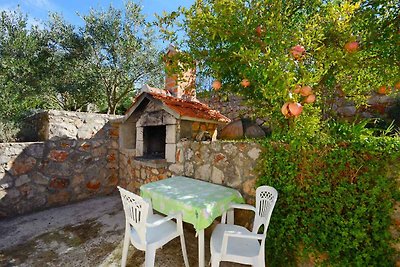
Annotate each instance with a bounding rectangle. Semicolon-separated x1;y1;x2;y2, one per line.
0;195;245;267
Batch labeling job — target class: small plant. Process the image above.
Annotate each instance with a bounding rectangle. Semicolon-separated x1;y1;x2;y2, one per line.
387;98;400;129
0;119;20;142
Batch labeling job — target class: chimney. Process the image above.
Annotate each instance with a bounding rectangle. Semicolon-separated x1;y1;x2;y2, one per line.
164;45;196;101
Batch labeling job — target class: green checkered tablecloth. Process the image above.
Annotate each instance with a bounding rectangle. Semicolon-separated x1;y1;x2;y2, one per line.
140;176;244;231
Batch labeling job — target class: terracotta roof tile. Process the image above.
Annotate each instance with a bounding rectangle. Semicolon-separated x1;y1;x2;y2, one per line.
150;92;230;123
126;91;230;123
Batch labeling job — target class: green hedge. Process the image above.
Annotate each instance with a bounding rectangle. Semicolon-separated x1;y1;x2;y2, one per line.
258;123;400;266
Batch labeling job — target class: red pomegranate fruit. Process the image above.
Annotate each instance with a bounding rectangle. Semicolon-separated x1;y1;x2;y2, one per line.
300;85;312;96
212;80;222;90
304;94;316;103
281;102;290;117
290;45;305;60
255;25;263;37
241;79;251;88
288;102;303;117
293;84;301;94
344;41;359;53
378;85;390;95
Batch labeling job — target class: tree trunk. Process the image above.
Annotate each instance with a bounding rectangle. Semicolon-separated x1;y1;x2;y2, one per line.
107;104;117;115
112;103;118;115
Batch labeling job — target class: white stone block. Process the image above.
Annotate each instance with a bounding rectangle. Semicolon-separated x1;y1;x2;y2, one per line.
166;125;177;143
211;167;224;184
247;147;261;160
184;162;194;176
137;117;144;127
169;163;184;174
194;164;211;181
136;141;144;157
136;126;143;141
163;113;177;125
165;144;176;163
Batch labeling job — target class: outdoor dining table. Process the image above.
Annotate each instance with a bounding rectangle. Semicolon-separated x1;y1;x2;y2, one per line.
140;176;244;267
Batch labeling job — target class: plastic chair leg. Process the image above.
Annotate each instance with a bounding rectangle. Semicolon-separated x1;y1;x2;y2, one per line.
180;234;190;267
145;247;156;267
254;257;265;267
211;256;220;267
121;231;130;267
221;212;226;224
227;209;234;224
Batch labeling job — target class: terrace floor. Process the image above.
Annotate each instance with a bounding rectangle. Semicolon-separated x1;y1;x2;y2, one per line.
0;195;244;267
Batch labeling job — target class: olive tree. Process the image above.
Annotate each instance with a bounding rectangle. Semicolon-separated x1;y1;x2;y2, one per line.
0;9;53;121
81;2;164;114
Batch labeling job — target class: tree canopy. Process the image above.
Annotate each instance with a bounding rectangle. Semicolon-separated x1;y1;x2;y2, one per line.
0;9;53;121
158;0;400;134
79;2;164;114
0;2;164;134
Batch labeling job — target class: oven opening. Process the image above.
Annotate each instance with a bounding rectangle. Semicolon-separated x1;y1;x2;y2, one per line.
143;125;166;159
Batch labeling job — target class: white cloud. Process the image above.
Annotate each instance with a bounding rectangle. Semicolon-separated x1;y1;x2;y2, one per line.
26;0;53;10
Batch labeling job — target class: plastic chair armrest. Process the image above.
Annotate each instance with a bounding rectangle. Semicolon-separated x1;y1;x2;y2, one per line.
224;231;264;240
229;203;256;213
221;203;256;224
146;212;180;228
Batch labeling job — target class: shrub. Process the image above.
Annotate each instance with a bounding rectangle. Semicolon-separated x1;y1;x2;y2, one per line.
0;119;20;142
258;122;400;266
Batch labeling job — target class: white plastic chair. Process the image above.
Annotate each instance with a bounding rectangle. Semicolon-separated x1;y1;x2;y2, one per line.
117;186;189;267
210;186;278;267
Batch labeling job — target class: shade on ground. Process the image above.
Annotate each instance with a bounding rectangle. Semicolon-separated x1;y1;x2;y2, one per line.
0;195;245;266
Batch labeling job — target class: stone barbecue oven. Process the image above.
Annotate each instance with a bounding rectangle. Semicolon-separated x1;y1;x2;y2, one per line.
115;46;230;163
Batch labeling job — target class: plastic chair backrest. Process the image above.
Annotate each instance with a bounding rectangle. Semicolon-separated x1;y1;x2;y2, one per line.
118;186;149;245
252;186;278;234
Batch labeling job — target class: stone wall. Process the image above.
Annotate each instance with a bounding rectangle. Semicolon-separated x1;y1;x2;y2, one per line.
0;110;121;218
39;110;121;141
119;149;173;192
199;94;254;122
119;140;262;201
332;91;397;119
199;91;399;122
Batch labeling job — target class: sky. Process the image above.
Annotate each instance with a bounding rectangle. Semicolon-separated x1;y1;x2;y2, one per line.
0;0;193;30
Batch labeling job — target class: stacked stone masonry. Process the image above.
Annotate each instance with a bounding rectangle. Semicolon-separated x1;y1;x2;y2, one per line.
199;94;253;122
119;141;263;202
0;110;121;218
